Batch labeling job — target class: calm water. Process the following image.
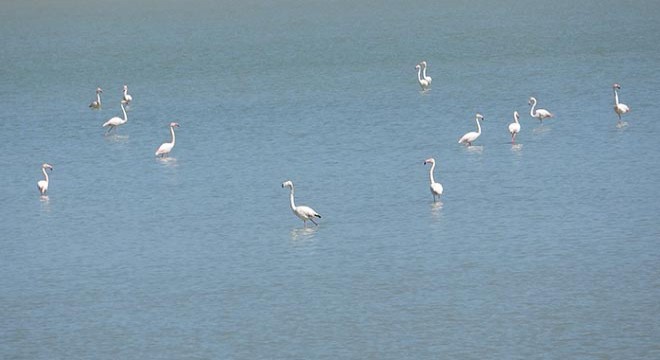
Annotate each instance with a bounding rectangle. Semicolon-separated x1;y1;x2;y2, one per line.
1;0;659;358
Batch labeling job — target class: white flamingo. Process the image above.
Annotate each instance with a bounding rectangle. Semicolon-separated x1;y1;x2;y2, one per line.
282;180;321;227
89;87;103;109
528;97;553;123
155;122;180;157
37;163;53;195
102;102;128;133
122;85;133;104
613;83;630;125
420;61;432;86
508;111;521;144
458;113;485;146
423;158;444;202
415;64;429;91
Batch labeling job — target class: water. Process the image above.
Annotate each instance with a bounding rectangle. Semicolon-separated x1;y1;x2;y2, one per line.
1;0;659;358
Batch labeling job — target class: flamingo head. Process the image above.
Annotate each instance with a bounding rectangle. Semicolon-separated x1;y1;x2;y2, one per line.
123;85;128;91
514;111;520;120
281;180;294;190
170;122;180;128
42;163;53;171
613;83;621;89
96;87;103;93
476;113;484;121
420;61;427;67
528;97;537;105
424;158;435;165
415;64;421;70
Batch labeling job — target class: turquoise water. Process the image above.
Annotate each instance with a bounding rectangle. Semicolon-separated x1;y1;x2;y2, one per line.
2;0;659;358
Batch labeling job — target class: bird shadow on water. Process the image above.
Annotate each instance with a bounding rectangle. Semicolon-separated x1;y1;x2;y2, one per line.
616;121;629;130
463;145;484;154
290;226;318;242
103;133;129;143
532;125;551;135
156;157;178;167
430;201;443;220
511;143;523;152
39;195;51;211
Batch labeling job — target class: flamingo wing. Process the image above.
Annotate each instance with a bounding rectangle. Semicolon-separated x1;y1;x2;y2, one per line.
297;205;321;219
538;109;553;118
155;142;173;156
103;116;121;127
459;131;477;144
431;183;444;196
616;103;630;114
37;180;48;194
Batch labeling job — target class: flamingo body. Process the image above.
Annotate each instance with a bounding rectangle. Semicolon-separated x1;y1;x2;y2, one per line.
458;113;484;146
89;87;103;109
415;64;429;91
155;122;180;157
424;158;443;202
122;85;133;104
282;180;321;227
508;111;521;143
37;163;53;195
528;97;553;123
612;83;630;124
420;61;432;86
102;103;128;133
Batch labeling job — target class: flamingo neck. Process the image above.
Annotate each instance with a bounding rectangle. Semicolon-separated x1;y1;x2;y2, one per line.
421;64;428;80
289;188;296;211
170;126;176;146
428;162;436;185
417;67;424;82
530;99;537;117
96;92;101;105
475;117;482;134
121;104;127;123
42;168;49;184
613;88;620;105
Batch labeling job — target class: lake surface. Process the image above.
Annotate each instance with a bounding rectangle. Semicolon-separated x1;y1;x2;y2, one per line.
1;0;659;358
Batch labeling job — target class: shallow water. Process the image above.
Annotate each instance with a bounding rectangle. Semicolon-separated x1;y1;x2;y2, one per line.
1;0;659;358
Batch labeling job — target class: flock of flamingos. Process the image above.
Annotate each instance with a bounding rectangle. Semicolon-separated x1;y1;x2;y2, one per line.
35;62;632;227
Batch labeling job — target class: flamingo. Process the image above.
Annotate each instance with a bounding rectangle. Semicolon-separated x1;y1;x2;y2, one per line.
102;102;128;133
458;113;485;146
528;97;553;123
37;163;53;195
415;64;429;91
89;87;103;109
423;158;444;202
613;83;630;125
508;111;521;144
420;61;432;86
155;122;180;157
281;180;321;227
122;85;133;104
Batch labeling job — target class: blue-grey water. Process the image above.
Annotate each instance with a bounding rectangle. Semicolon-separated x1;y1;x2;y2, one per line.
1;0;659;358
